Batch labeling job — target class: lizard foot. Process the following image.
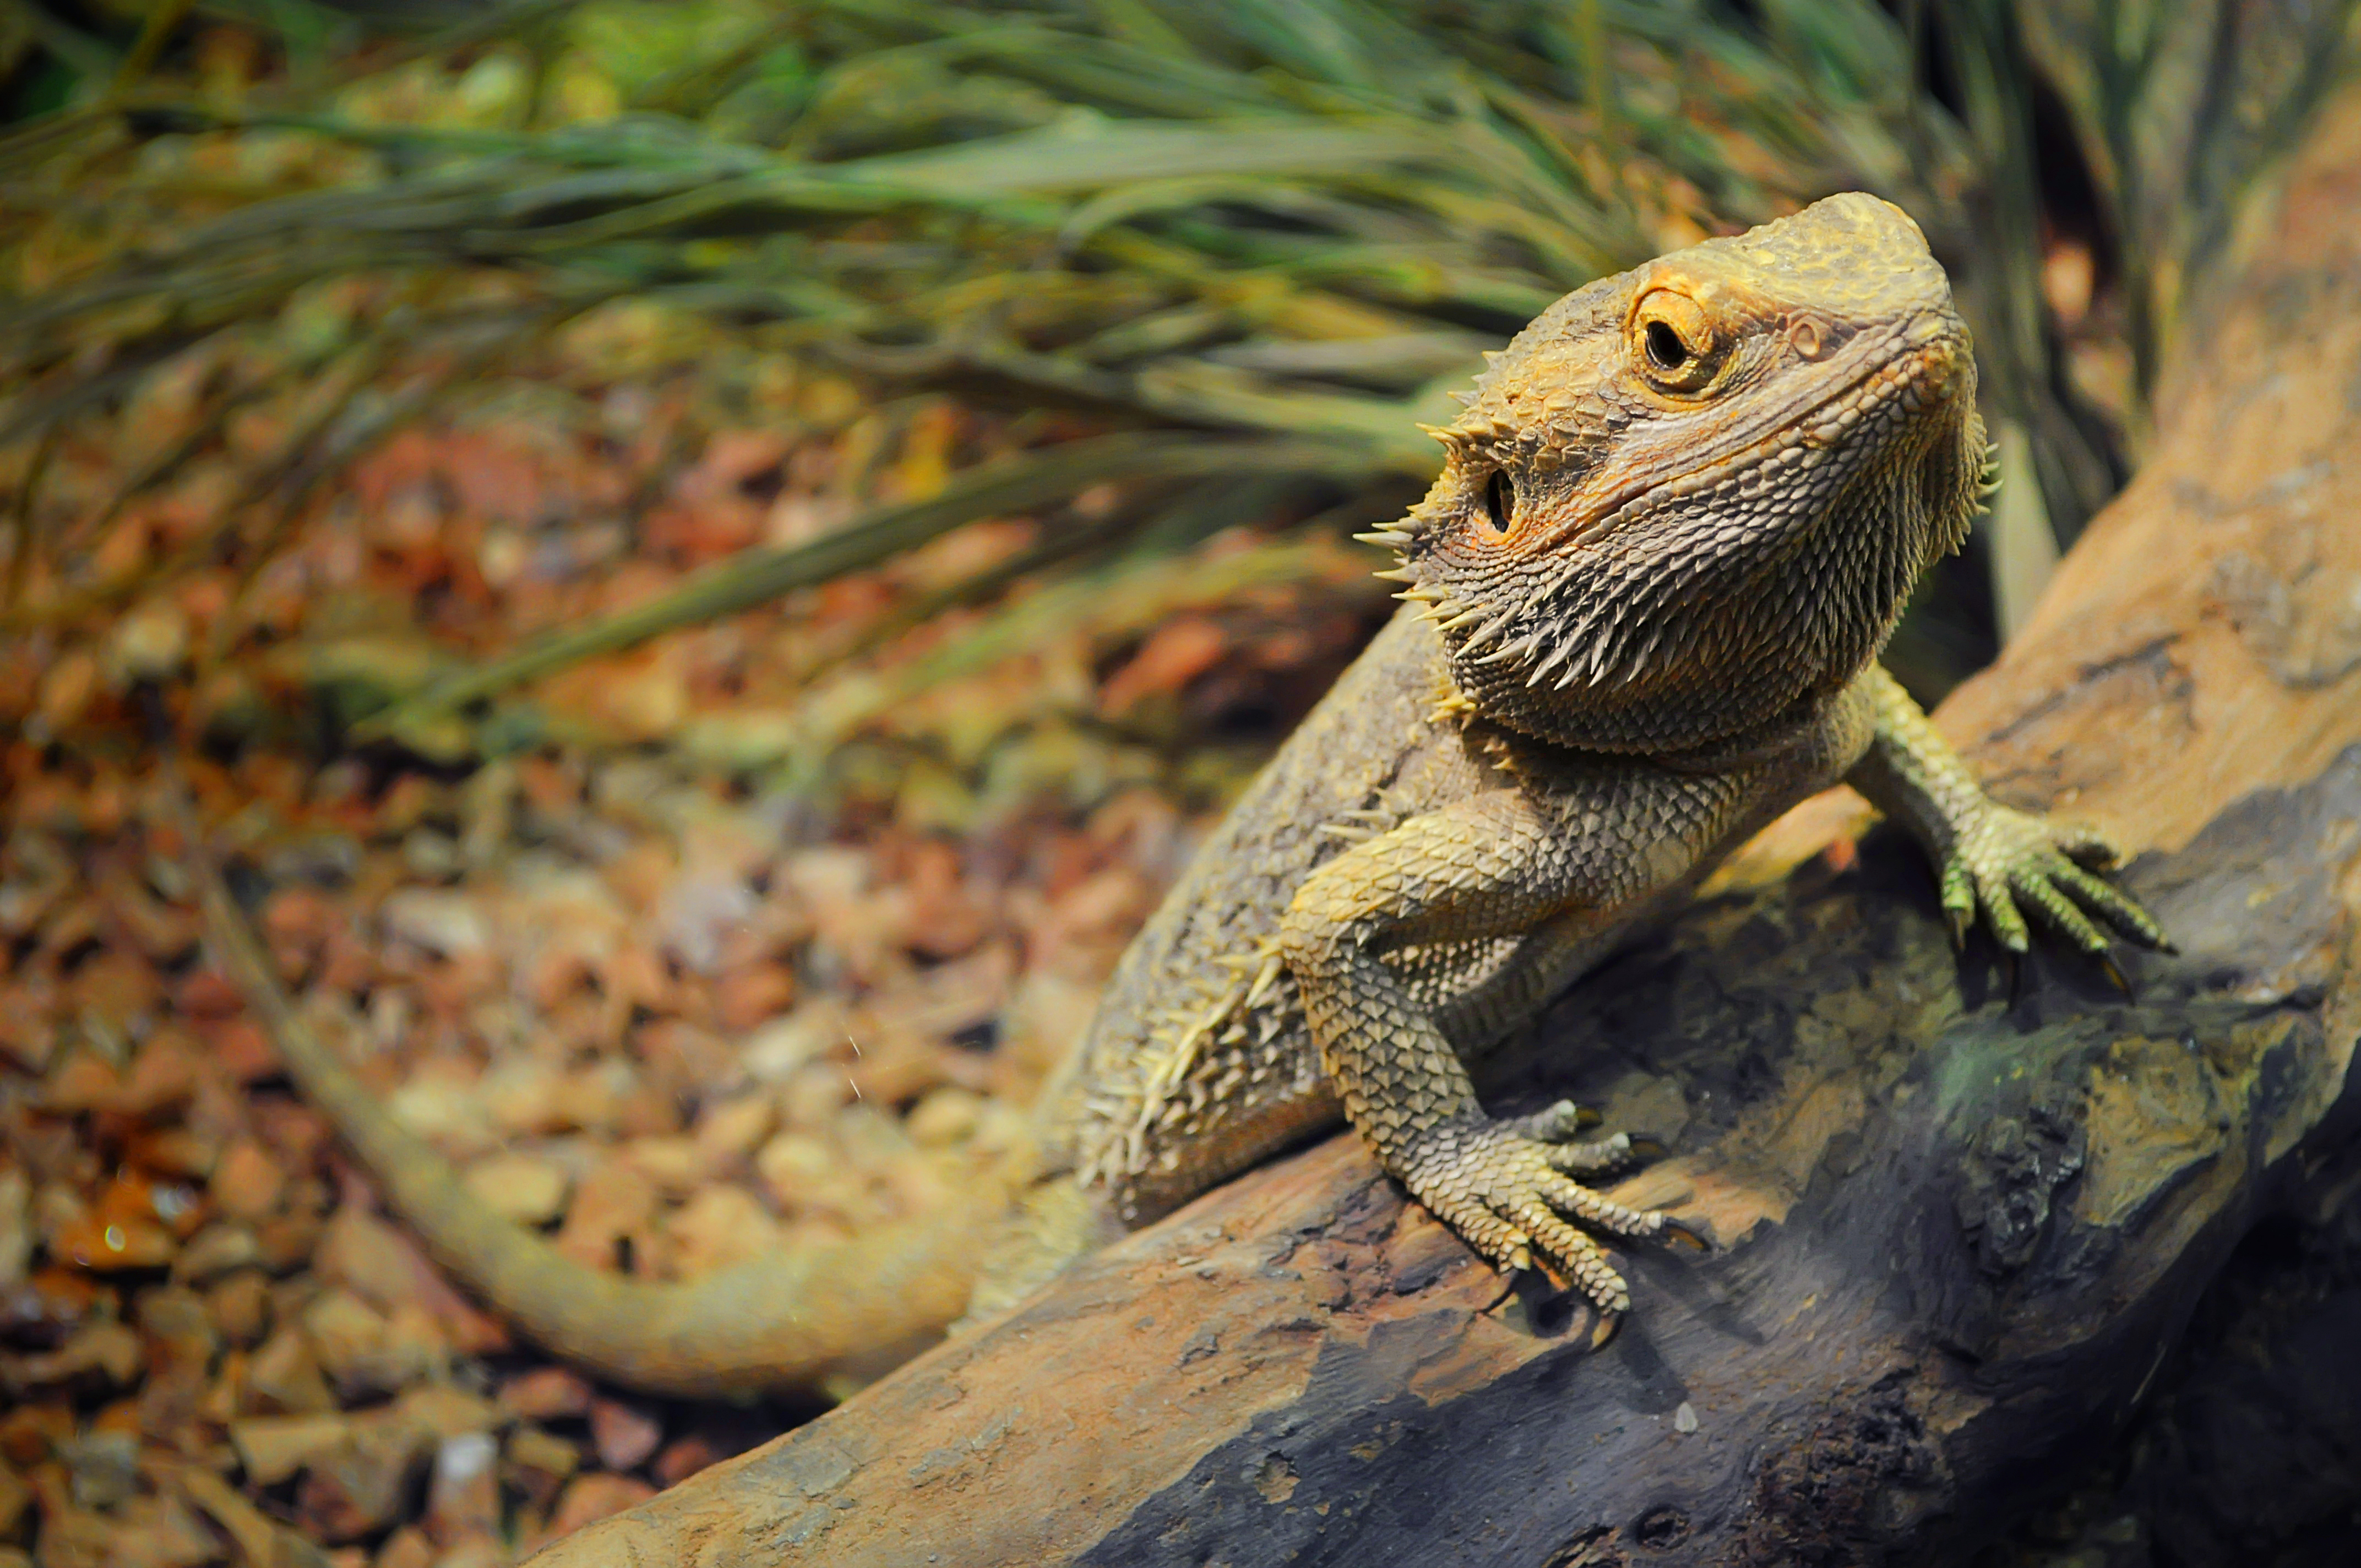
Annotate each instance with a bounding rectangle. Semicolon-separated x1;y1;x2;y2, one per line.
1400;1104;1679;1315
1938;805;2173;958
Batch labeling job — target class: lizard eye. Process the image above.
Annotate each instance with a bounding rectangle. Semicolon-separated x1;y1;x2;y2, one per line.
1631;290;1720;393
1483;469;1515;535
1645;320;1689;371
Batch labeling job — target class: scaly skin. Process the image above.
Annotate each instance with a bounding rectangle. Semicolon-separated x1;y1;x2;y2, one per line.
193;194;2168;1394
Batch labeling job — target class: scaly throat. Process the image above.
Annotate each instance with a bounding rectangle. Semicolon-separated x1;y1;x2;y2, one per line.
1428;399;1981;757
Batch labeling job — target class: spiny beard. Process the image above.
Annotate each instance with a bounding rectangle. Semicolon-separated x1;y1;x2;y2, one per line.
1413;410;1983;755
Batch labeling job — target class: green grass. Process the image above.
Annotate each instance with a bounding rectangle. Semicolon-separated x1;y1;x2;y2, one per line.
10;0;2332;733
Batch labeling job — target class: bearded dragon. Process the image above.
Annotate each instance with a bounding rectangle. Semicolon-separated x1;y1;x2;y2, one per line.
189;193;2167;1396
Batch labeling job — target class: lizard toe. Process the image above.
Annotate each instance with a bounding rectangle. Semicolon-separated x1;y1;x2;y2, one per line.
1509;1202;1630;1313
1531;1169;1660;1238
1541;1131;1643;1175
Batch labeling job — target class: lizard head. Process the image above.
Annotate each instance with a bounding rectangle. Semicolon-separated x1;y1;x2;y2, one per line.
1379;192;1987;754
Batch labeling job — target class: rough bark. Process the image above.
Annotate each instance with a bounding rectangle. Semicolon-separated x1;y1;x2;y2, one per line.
525;86;2361;1568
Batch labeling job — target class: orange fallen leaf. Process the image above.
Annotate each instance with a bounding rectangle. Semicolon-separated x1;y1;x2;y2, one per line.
1098;616;1230;716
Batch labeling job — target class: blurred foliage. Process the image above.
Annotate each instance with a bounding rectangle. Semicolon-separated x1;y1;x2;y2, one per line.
2020;1;2359;411
0;0;2353;759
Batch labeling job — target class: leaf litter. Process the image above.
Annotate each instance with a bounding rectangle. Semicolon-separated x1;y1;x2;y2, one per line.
0;56;1397;1568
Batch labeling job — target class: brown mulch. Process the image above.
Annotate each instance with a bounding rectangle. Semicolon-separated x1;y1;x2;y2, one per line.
0;304;1389;1566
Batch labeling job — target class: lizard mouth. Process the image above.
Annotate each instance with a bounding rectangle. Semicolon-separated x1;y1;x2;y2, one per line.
1529;321;1968;556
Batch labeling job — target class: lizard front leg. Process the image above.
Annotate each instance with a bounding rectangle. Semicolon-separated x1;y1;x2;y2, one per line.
1846;664;2170;956
1280;780;1721;1313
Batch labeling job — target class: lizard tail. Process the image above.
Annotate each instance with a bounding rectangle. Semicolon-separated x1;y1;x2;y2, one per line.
183;808;1004;1401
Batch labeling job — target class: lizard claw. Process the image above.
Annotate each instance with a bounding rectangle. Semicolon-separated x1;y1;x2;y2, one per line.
1656;1214;1713;1252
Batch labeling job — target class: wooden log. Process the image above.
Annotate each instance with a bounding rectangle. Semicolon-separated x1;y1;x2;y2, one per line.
527;89;2361;1568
